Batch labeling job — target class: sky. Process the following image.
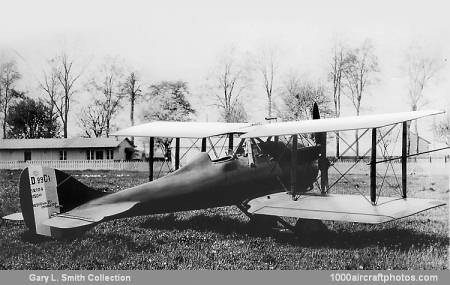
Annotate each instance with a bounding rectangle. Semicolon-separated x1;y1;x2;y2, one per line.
1;0;449;142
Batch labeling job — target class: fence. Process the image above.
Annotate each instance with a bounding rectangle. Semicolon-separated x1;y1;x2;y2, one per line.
0;160;156;171
0;155;448;172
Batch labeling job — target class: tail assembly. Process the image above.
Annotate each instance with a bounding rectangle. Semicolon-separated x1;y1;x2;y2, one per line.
2;166;108;237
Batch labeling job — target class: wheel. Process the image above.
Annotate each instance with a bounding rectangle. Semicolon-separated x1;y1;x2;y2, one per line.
293;219;327;236
249;214;279;229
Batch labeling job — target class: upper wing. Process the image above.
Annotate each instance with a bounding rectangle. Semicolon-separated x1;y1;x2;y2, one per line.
241;109;444;138
112;110;444;139
112;121;252;138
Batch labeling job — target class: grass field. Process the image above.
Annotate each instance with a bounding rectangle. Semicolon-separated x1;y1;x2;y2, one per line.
0;162;448;270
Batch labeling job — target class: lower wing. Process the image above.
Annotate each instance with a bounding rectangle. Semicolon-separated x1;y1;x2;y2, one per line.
246;192;445;224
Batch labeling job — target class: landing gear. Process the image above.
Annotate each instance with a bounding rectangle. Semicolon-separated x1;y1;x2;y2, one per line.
237;203;280;230
248;214;279;229
237;203;328;236
293;218;328;236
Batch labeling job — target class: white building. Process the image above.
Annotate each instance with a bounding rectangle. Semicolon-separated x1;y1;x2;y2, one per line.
0;137;135;161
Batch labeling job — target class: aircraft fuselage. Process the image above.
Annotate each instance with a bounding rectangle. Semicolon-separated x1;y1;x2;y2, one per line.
76;141;320;218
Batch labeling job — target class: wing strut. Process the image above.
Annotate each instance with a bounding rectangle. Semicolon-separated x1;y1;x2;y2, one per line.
228;134;234;154
402;122;407;198
149;137;154;181
370;128;377;204
290;134;298;199
201;138;207;152
175;138;180;170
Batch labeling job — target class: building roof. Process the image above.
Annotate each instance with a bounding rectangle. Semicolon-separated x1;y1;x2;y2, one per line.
0;137;134;150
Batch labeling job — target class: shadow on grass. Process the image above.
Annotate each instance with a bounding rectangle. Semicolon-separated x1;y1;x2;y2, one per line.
139;213;449;250
9;211;448;253
19;225;97;243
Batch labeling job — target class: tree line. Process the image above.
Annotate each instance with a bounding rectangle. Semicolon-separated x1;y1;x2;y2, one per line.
0;54;195;145
0;39;447;156
208;40;446;155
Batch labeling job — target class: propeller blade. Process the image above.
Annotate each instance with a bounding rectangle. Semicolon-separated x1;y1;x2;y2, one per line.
312;102;320;120
312;102;329;193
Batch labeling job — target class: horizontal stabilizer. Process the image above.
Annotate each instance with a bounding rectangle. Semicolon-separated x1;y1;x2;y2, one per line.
2;212;24;221
43;201;138;229
42;215;96;228
247;193;445;224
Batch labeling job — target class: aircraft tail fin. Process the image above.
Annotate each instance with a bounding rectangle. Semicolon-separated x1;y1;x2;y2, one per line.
7;166;108;237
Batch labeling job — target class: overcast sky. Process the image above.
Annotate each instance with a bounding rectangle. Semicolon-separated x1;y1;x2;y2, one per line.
1;0;449;139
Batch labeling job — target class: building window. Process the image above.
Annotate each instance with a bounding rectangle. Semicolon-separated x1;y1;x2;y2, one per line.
106;149;114;160
86;150;95;160
59;150;67;160
24;151;31;161
96;150;104;160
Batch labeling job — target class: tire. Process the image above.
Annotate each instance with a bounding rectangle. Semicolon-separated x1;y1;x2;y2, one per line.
293;219;327;236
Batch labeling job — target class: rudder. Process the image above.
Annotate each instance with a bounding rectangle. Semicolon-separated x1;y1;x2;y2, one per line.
18;166;108;237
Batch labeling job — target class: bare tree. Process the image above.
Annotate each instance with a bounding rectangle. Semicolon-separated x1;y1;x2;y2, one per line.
433;112;449;145
87;57;125;137
40;65;60;125
277;73;331;121
121;72;143;143
222;99;248;123
404;46;442;153
210;48;250;122
78;104;107;138
343;40;379;157
0;60;22;138
47;52;83;138
329;42;349;157
255;46;278;118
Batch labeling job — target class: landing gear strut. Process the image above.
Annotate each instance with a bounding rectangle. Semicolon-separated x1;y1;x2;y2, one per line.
238;202;328;236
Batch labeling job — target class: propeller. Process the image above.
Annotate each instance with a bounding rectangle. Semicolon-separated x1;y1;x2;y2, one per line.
312;102;329;193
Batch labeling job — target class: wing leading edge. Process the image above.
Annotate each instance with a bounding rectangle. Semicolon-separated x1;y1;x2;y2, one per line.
112;110;443;139
247;193;445;224
241;109;444;138
112;121;252;138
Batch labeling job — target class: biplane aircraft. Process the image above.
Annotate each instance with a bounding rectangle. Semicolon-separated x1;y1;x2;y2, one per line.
2;104;448;238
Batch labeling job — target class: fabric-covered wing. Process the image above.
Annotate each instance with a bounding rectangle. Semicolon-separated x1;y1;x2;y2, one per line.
113;121;252;138
247;193;445;224
113;110;443;139
241;109;444;138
